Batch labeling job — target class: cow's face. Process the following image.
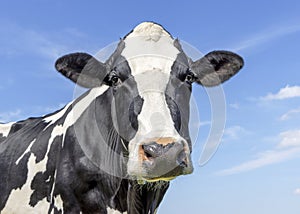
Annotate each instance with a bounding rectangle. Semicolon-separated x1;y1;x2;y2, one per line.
55;22;243;182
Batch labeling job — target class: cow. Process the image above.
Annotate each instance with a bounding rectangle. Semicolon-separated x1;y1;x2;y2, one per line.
0;22;243;214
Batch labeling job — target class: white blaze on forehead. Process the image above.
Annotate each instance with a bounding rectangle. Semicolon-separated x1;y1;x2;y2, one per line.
127;71;183;176
133;71;178;138
0;122;14;138
122;22;179;76
123;23;184;176
122;23;181;141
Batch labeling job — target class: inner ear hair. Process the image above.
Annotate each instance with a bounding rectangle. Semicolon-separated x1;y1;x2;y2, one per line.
205;51;244;72
55;52;109;88
191;50;244;87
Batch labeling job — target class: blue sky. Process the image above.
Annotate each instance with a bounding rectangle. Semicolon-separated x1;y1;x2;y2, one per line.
1;0;300;213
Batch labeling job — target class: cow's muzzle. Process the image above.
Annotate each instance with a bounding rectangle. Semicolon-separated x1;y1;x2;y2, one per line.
139;138;193;181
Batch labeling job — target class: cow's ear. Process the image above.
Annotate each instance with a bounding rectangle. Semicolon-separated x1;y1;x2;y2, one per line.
190;51;244;87
55;52;108;88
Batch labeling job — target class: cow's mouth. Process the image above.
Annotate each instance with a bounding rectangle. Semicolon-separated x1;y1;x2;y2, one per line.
139;176;177;183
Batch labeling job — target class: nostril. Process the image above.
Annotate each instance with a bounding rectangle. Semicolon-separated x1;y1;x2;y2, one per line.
163;142;175;153
177;150;188;168
144;151;152;159
142;142;163;158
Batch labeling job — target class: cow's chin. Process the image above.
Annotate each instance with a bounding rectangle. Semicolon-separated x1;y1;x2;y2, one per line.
132;168;193;184
133;175;177;184
139;176;177;183
128;160;194;183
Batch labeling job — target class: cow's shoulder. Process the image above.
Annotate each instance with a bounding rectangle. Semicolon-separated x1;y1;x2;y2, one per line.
53;134;126;213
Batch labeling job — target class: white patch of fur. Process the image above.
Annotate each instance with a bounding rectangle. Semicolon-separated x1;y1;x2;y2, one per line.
3;154;50;213
107;207;127;214
122;23;186;178
6;136;61;213
122;23;178;76
126;22;170;42
0;122;14;138
53;194;63;213
8;128;65;213
66;86;109;125
49;124;64;144
44;85;108;132
15;139;35;165
3;86;109;213
43;102;73;128
10;137;63;212
43;85;109;147
48;170;63;214
122;44;178;77
130;71;180;139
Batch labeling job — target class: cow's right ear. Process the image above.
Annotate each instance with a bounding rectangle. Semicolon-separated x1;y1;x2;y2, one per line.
55;52;109;88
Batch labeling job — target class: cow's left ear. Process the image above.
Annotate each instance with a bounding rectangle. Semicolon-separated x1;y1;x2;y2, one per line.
190;51;244;87
55;52;109;88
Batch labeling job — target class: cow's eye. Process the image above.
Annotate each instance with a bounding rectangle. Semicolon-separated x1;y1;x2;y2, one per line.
111;75;122;86
185;72;195;84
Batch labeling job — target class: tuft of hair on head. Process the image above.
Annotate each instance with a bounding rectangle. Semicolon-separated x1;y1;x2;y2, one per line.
125;22;171;42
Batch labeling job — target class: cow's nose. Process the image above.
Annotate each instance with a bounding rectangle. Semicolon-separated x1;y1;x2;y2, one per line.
141;141;188;167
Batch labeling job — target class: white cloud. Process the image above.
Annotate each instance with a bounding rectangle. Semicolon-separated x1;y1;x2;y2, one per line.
223;125;249;141
280;107;300;121
27;30;68;59
216;129;300;176
294;188;300;195
0;21;86;60
261;85;300;100
232;23;300;52
229;103;240;110
277;129;300;148
217;147;300;176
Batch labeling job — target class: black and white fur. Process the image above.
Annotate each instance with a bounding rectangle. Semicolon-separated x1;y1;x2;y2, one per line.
0;22;243;213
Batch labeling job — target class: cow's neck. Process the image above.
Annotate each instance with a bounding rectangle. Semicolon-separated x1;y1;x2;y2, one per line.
50;86;128;212
70;87;127;177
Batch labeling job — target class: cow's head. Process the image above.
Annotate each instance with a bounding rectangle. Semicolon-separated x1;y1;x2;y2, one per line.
55;22;243;182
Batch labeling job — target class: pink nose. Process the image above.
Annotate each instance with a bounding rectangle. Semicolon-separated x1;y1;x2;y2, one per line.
140;138;188;168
